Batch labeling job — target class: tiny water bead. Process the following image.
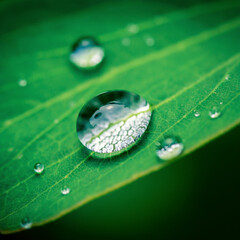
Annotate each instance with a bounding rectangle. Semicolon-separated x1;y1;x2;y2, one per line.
20;217;32;229
144;36;155;46
61;186;70;195
194;111;200;117
122;37;131;46
7;147;14;152
209;107;221;119
18;79;27;87
70;37;105;70
34;163;44;174
76;91;152;157
225;74;230;80
127;24;139;34
156;137;184;161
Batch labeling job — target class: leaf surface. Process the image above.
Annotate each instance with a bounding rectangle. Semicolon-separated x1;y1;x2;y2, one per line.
0;0;240;233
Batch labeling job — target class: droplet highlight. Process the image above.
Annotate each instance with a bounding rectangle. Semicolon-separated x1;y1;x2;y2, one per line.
76;90;152;157
34;163;44;174
209;107;221;119
156;136;184;161
61;186;70;195
20;217;32;229
70;37;104;70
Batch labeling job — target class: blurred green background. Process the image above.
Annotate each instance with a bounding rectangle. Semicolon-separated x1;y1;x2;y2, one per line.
1;0;240;239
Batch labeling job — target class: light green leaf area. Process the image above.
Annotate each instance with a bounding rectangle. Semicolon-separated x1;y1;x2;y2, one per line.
0;0;240;234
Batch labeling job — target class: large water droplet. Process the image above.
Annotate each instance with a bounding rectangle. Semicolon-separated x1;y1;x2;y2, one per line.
34;163;44;174
20;217;32;229
61;186;70;195
156;136;184;161
70;37;104;70
209;107;221;119
77;91;152;157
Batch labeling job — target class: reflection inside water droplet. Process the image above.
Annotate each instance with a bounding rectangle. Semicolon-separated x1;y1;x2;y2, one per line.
34;163;44;174
156;136;184;161
209;107;221;119
76;91;152;157
20;217;32;229
70;37;104;70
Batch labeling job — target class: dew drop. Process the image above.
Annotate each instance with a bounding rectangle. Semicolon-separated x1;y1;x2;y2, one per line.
54;119;59;124
18;79;27;87
194;111;200;117
17;154;23;159
69;101;76;107
122;37;131;46
127;24;139;34
225;74;230;80
219;101;223;105
76;90;152;157
70;37;104;70
7;147;14;152
156;136;184;161
20;217;32;229
144;36;155;46
209;107;221;119
34;163;44;174
61;186;70;195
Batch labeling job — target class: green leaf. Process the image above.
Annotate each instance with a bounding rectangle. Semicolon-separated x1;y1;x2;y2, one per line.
0;0;240;234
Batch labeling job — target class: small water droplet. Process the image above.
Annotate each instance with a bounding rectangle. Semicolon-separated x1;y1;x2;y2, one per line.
77;91;152;157
20;217;32;229
122;37;131;46
34;163;44;174
17;154;23;159
69;101;76;107
194;111;200;117
61;186;70;195
127;24;139;34
209;107;221;119
18;79;27;87
225;74;230;80
54;119;59;124
70;37;104;70
156;136;184;161
144;36;155;46
3;120;12;127
8;147;14;152
219;101;223;105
